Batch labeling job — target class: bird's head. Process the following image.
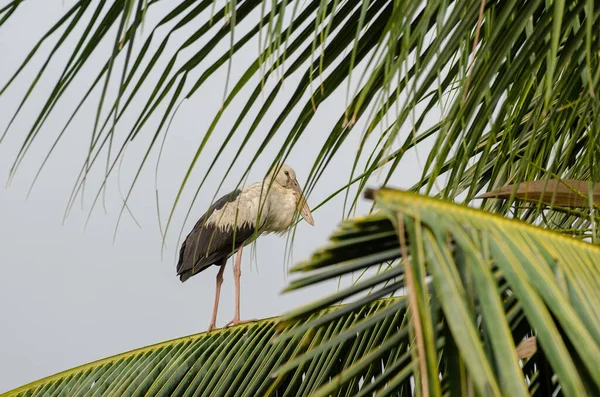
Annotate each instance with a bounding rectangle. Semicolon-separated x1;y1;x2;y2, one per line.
266;164;315;226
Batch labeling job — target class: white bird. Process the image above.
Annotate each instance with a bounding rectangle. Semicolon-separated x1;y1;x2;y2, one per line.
177;164;315;331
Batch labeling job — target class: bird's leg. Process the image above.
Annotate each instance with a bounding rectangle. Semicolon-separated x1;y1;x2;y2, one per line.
208;262;226;332
225;247;243;328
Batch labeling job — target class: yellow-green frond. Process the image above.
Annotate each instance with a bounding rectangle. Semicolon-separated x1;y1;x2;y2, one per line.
1;300;405;397
283;187;600;396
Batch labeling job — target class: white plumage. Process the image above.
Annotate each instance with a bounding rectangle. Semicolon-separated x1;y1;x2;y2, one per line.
204;181;300;235
177;164;315;331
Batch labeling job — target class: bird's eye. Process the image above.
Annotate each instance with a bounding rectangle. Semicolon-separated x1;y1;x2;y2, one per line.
284;171;289;176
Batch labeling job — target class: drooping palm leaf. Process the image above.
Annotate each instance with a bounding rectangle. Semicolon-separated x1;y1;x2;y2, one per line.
282;187;600;396
1;298;408;397
3;1;600;239
478;179;600;208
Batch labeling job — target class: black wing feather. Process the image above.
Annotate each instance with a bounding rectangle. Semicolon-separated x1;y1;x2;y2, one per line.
177;189;255;282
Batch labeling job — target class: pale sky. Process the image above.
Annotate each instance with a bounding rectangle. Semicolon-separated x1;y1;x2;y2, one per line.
0;1;426;392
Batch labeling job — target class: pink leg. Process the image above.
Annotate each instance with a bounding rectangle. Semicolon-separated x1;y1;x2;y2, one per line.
225;247;243;327
208;263;226;332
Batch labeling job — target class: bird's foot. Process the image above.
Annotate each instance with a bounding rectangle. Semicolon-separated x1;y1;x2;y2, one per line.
207;322;217;332
224;316;240;328
224;317;257;328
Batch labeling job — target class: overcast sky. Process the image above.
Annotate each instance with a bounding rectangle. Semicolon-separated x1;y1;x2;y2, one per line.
0;1;427;392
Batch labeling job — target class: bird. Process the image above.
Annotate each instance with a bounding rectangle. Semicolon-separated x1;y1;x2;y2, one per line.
177;164;315;331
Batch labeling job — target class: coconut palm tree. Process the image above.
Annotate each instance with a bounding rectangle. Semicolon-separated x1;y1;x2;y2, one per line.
2;0;600;396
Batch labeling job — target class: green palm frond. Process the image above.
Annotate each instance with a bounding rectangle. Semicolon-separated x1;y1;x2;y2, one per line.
1;299;407;397
283;187;600;396
3;1;600;235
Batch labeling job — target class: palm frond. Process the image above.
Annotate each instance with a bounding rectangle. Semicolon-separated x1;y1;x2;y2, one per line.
1;299;407;397
283;187;600;396
4;1;600;237
477;179;600;208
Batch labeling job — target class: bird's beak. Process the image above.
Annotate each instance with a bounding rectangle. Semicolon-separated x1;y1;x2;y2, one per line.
293;179;315;226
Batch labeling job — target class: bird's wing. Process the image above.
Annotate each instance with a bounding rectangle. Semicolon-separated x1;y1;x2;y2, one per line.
177;186;265;282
